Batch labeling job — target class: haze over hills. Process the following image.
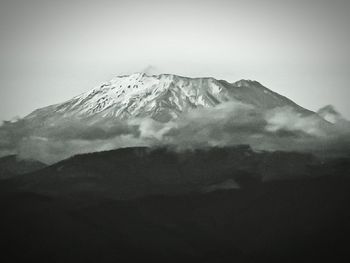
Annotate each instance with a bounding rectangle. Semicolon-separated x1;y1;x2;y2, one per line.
0;155;46;179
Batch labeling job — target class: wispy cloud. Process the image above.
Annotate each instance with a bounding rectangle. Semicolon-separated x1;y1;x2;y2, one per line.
0;102;349;164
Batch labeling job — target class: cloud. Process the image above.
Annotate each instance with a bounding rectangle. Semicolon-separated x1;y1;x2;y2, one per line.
17;134;147;164
40;119;140;141
139;103;350;156
0;102;349;164
265;107;326;136
132;117;176;141
160;102;267;148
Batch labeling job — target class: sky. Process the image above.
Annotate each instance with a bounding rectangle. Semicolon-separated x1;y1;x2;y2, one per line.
0;0;349;122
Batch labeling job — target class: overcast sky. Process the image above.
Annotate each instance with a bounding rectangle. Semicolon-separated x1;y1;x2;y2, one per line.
0;0;349;121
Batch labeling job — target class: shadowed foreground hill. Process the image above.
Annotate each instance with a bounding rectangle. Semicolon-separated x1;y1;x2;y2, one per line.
6;146;350;199
0;146;350;263
1;176;350;263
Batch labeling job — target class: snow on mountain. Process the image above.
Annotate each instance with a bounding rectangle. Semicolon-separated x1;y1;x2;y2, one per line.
25;73;312;123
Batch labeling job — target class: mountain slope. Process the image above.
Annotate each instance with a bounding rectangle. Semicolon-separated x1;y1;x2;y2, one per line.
25;73;313;123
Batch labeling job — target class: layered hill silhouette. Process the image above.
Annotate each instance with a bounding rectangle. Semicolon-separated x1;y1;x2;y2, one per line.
1;146;350;263
4;146;349;199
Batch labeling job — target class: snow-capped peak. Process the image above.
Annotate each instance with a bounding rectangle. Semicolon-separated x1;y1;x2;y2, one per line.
25;73;311;123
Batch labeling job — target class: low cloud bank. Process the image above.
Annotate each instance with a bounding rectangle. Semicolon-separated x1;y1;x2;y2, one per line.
0;102;349;164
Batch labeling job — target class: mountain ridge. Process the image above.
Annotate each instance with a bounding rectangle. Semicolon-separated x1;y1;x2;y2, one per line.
24;73;315;123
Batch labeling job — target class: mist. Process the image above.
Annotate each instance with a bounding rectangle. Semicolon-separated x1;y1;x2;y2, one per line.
1;101;349;164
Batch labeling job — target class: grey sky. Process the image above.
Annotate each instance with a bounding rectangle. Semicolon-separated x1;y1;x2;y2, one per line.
0;0;349;121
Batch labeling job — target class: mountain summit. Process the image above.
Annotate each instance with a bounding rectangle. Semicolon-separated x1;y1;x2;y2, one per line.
25;73;311;123
317;105;345;124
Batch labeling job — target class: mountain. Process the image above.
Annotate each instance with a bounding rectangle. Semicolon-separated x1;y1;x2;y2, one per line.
0;73;338;165
25;73;313;123
317;105;346;124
